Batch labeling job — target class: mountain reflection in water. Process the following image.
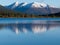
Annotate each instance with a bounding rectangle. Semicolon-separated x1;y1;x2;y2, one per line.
0;21;60;34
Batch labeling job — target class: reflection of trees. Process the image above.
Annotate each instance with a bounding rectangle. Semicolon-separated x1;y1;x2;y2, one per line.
0;24;5;29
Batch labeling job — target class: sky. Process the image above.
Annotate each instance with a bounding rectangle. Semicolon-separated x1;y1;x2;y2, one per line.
0;0;60;7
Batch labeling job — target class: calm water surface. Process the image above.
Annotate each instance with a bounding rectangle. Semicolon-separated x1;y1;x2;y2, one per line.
0;18;60;45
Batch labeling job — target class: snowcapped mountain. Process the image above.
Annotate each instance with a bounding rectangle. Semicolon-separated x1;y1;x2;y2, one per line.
7;1;19;9
6;2;60;15
30;2;47;8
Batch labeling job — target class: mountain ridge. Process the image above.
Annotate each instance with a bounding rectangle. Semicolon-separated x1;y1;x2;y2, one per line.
6;2;60;15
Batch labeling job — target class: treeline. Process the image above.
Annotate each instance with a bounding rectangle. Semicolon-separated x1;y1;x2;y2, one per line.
0;12;60;18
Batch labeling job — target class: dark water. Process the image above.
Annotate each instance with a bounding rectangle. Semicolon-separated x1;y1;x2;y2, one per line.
0;18;60;45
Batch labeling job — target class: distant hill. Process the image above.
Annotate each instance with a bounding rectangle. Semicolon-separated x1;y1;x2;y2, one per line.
48;12;60;17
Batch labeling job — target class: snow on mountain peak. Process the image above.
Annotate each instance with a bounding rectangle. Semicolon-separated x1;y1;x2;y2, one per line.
15;1;19;6
20;2;28;7
40;3;47;7
11;1;19;9
10;2;56;9
31;2;47;8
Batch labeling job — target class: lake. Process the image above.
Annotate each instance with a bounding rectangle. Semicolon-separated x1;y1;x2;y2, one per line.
0;18;60;45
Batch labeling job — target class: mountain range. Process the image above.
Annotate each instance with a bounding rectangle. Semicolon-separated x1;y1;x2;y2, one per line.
0;1;60;15
6;2;60;15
